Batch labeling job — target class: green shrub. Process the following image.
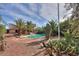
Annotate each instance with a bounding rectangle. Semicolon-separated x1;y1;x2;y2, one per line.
0;25;6;37
45;32;79;56
0;16;6;51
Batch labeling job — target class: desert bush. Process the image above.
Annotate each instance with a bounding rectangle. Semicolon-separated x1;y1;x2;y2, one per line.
44;32;79;56
60;18;79;38
0;17;6;51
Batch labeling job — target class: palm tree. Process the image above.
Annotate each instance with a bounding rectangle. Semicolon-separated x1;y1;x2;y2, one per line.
44;20;57;39
0;16;6;51
26;21;36;34
14;18;26;36
44;23;51;39
49;20;57;35
60;19;71;35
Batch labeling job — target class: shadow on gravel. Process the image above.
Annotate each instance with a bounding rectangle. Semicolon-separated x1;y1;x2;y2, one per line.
26;39;47;46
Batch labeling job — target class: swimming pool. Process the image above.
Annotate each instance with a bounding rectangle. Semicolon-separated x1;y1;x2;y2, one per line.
27;34;45;39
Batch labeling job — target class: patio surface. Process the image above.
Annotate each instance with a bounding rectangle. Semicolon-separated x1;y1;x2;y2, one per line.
0;34;46;56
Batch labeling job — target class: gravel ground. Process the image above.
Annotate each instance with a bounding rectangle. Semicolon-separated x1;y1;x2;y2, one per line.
0;36;46;56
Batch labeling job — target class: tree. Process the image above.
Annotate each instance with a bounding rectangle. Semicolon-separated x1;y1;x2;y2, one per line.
60;19;71;35
35;27;44;34
14;18;26;35
48;20;57;36
64;3;79;38
65;3;79;20
44;23;51;39
69;19;79;38
26;21;36;34
44;20;57;39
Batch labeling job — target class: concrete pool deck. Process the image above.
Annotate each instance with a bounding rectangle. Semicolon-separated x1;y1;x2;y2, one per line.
20;34;45;39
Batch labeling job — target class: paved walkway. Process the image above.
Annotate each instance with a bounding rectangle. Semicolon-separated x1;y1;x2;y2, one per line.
0;36;46;56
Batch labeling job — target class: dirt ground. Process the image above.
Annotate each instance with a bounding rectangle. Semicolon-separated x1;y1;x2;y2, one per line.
0;34;46;56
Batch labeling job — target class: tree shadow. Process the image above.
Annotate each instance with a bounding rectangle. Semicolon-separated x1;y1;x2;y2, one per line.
26;39;47;47
32;49;46;56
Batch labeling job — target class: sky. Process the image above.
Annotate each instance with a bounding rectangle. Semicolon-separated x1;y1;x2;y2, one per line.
0;3;66;29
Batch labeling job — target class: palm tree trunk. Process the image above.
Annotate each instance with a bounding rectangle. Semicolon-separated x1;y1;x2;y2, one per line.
18;29;21;36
